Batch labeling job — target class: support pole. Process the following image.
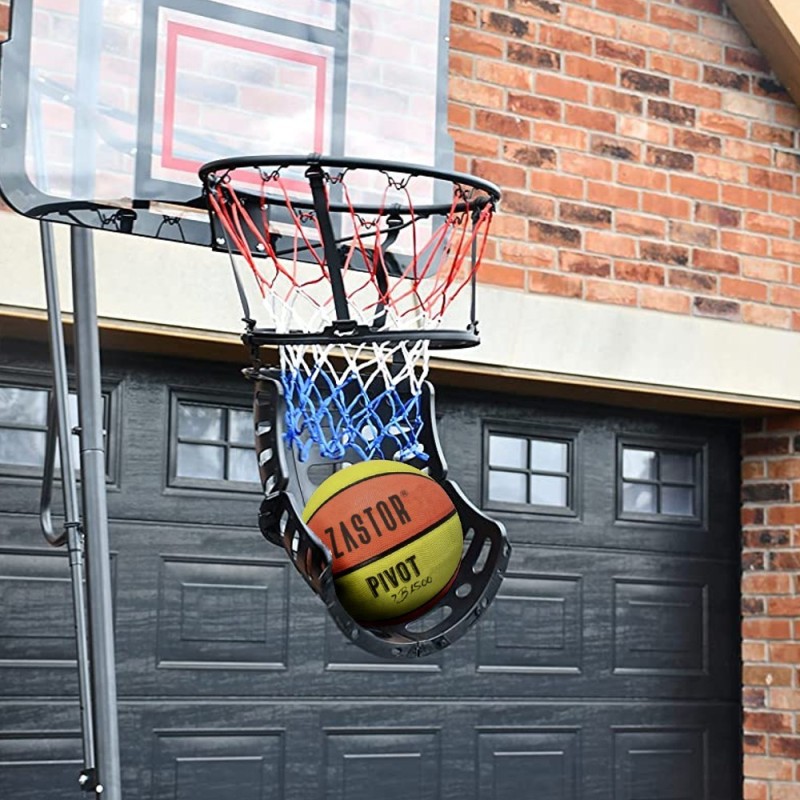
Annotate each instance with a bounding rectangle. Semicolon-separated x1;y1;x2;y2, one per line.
39;221;98;790
70;226;122;799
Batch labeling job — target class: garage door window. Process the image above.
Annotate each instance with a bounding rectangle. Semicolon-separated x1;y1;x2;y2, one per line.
170;397;260;490
485;430;576;515
0;383;113;479
619;442;703;523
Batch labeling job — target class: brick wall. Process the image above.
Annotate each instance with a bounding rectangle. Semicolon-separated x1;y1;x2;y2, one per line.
743;419;800;800
450;0;800;330
449;2;800;799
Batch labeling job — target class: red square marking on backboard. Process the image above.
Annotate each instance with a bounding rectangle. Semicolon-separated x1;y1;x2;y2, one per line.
161;22;328;183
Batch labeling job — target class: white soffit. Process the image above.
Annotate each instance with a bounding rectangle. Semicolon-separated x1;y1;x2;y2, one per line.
2;213;800;408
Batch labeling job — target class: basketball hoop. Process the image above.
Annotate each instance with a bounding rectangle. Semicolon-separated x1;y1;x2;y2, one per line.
199;155;499;463
201;154;510;659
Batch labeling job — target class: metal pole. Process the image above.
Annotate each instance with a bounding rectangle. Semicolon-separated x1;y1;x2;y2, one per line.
39;221;98;789
70;225;122;800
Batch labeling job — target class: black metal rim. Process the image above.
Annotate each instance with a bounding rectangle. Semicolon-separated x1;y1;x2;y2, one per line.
199;154;501;217
243;324;480;350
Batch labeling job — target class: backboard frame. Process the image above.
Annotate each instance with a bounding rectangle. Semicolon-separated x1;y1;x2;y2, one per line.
0;0;454;247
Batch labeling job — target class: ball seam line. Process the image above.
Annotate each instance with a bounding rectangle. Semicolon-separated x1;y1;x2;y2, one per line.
331;508;460;579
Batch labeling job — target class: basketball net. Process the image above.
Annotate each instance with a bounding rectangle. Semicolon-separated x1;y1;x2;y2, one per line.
202;157;497;462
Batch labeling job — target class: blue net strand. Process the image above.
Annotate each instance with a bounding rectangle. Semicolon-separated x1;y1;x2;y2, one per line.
280;354;428;464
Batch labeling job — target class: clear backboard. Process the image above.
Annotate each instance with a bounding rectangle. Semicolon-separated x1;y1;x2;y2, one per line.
0;0;452;247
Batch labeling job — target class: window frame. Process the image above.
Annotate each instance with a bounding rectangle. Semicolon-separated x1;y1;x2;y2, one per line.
167;391;262;494
0;373;119;485
482;422;580;518
616;435;707;527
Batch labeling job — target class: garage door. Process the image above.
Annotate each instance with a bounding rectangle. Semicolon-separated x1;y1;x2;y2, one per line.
0;346;741;799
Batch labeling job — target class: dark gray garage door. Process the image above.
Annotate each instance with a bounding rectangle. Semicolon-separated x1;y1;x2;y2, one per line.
0;344;741;799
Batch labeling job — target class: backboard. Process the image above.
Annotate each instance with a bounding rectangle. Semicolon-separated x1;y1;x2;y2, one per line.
0;0;452;247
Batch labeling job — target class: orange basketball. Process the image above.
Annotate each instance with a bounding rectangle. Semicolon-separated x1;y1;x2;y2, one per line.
301;460;463;623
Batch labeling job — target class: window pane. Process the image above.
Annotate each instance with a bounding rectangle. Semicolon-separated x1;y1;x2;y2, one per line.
229;447;259;483
662;486;694;517
531;474;568;507
177;443;224;479
229;409;253;445
661;452;695;484
489;435;527;469
0;387;48;425
0;429;46;467
622;482;657;513
488;470;527;503
178;404;223;440
623;448;657;480
530;439;568;472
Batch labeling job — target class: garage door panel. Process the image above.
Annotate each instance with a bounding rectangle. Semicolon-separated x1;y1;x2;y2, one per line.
470;545;739;700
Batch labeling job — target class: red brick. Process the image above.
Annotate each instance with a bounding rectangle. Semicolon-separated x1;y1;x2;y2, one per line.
587;183;639;210
595;0;646;19
565;5;617;37
771;551;800;570
536;74;588;104
476;110;530;140
743;665;793;685
750;168;794;194
744;780;768;800
742;618;792;640
669;221;717;248
741;304;790;329
591;87;642;114
478;262;526;289
741;572;792;593
745;212;792;238
743;711;793;733
565;105;617;133
618;20;671;50
669;269;718;293
772;240;800;263
650;52;699;80
673;31;723;60
722;185;770;212
642;192;691;219
618;164;667;191
473;160;527;188
452;129;500;157
449;29;504;58
639;287;691;314
670;175;720;202
724;139;772;166
619;117;671;145
743;756;793;781
585;279;638;305
535;123;588;150
559;251;612;277
696;156;746;184
650;5;698;32
595;38;646;67
539;24;593;55
742;641;767;661
527;270;583;298
768;460;800;480
476;61;532;91
566;55;617;85
743;734;767;755
615;261;665;285
450;77;505;108
772;737;800;759
508;93;561;120
700;110;748;138
529;170;585;200
720;231;768;257
616;212;666;237
561;153;613;181
585;230;637;258
692;249;739;274
498;241;555;268
772;286;800;310
720;277;768;303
